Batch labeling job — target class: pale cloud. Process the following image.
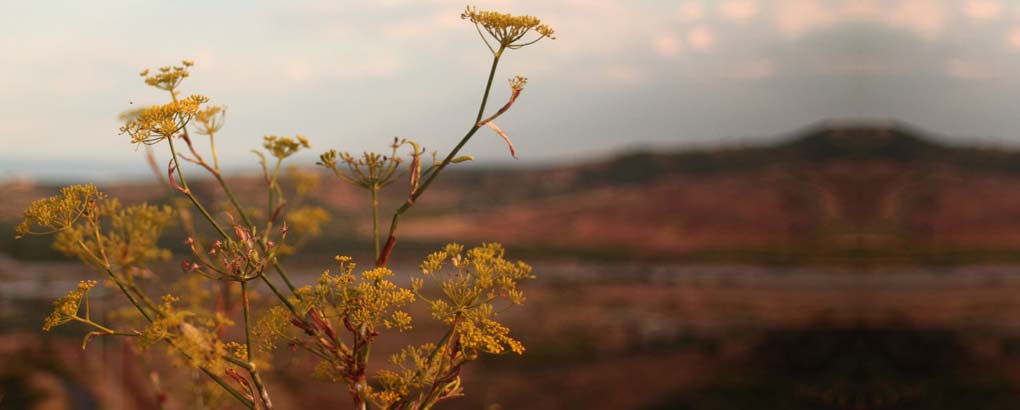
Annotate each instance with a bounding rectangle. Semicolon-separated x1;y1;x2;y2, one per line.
773;0;836;38
530;0;647;58
281;58;401;84
676;2;705;22
332;56;402;80
718;0;759;21
652;33;683;57
1009;26;1020;49
842;0;881;15
887;0;949;39
382;12;460;41
285;62;313;83
962;0;1005;20
769;0;948;39
687;26;716;51
602;64;643;84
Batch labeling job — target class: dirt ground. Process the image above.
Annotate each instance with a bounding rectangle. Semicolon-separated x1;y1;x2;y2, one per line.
5;262;1020;409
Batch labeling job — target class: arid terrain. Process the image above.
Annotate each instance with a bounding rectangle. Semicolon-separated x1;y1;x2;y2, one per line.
6;123;1020;409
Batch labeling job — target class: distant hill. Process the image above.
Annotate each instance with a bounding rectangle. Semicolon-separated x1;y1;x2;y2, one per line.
6;122;1020;264
385;123;1020;264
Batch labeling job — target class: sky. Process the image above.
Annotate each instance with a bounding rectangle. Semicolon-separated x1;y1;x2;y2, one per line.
2;0;1020;179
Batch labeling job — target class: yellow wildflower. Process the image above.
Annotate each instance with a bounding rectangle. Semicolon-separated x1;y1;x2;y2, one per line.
462;6;555;52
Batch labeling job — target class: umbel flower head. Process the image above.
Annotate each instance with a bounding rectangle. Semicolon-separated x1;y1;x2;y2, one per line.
140;60;194;92
119;94;209;145
318;138;404;190
15;184;104;238
43;280;97;331
263;135;311;160
462;6;555;53
192;105;226;136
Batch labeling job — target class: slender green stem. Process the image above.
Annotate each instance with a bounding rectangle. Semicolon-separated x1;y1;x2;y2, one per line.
79;244;254;409
377;49;503;267
202;368;256;410
239;280;274;409
77;241;155;322
73;317;130;335
210;135;220;170
167;91;230;240
214;172;254;228
166;136;230;240
209;163;300;295
426;326;455;368
415;50;503;201
241;281;253;362
173;119;303;303
212;169;302;305
173;148;301;312
126;281;162;318
372;186;380;259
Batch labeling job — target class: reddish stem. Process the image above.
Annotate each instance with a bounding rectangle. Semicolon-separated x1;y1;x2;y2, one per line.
376;235;396;268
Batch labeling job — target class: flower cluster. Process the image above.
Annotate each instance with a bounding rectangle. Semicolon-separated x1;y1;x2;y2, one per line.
318;140;404;190
17;184;173;270
193;105;227;136
372;343;448;407
16;184;103;238
263;135;311;160
43;280;97;331
99;200;175;267
298;256;416;334
462;6;555;52
417;243;532;356
140;60;194;91
284;206;330;238
287;165;322;196
138;295;232;372
119;94;209;145
183;223;286;282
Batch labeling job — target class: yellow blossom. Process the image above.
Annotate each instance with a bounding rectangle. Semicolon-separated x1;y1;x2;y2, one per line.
140;60;193;91
462;6;555;52
263;135;311;160
43;280;97;331
119;94;209;145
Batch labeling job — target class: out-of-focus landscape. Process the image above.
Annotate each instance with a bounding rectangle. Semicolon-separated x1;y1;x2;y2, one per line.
7;122;1020;409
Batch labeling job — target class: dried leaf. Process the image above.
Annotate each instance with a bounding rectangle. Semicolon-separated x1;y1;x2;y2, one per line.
484;122;517;159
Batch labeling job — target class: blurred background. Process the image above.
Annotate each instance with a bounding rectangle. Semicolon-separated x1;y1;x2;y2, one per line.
5;0;1020;409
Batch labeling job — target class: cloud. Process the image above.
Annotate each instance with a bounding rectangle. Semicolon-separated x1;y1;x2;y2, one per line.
382;11;460;41
771;0;948;39
718;0;759;21
675;2;705;22
887;0;949;39
285;62;313;83
687;26;715;51
332;56;402;80
652;33;683;57
962;0;1004;20
602;64;643;84
1009;26;1020;49
773;0;836;38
